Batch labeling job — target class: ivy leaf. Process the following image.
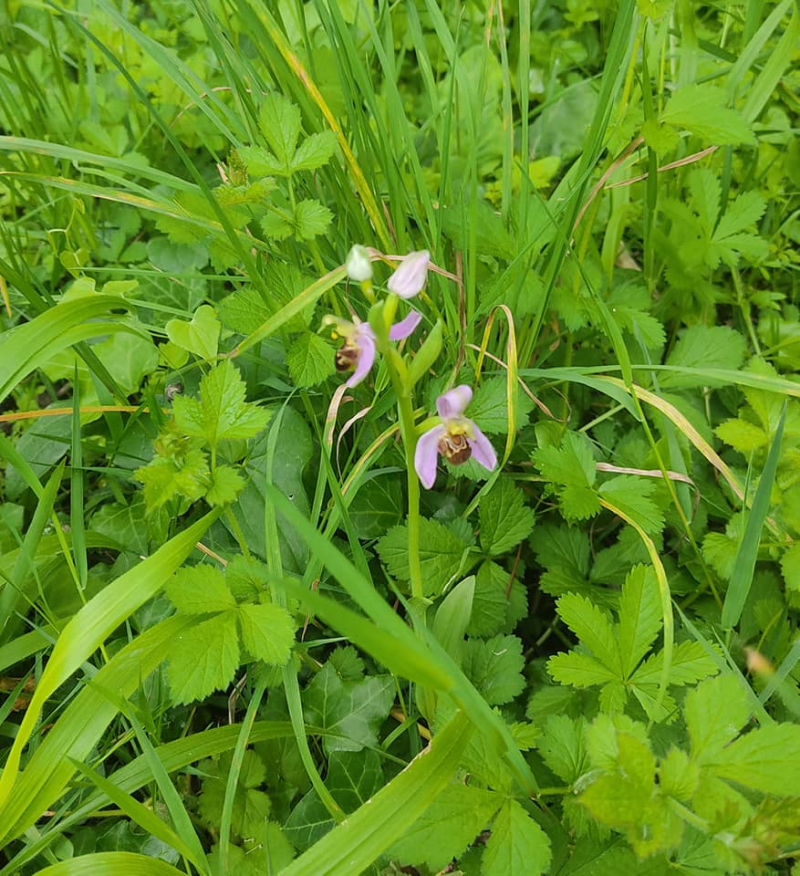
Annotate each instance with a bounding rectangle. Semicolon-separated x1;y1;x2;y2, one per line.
377;517;471;597
287;331;336;387
479;479;535;556
285;750;384;851
482;799;552;876
165;565;236;615
293;199;333;240
238;602;295;665
165;304;221;361
168;611;240;704
389;785;502;871
291;131;338;173
463;634;526;705
303;663;395;754
173;360;270;450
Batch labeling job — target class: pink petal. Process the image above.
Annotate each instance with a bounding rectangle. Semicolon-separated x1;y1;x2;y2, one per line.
436;385;473;419
467;422;497;473
414;424;446;489
389;310;422;341
346;333;376;387
387;250;430;299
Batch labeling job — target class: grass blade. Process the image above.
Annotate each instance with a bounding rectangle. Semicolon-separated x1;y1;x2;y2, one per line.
721;403;787;628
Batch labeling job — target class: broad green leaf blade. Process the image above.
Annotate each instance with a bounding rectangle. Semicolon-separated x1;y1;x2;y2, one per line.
36;852;189;876
482;799;552;876
710;723;800;795
721;403;786;628
0;296;134;405
280;712;473;876
0;512;217;815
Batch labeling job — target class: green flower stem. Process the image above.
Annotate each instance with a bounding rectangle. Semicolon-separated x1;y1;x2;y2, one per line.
395;389;424;600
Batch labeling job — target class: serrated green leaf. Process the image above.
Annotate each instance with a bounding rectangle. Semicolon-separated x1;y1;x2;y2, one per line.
172;360;270;449
659;748;699;801
468;377;535;435
258;93;301;170
135;449;209;510
206;465;245;506
463;634;526;705
710;724;800;796
662;326;747;387
238;603;295;665
466;560;527;638
377;517;470;597
482;799;552;876
556;593;619;673
291;130;337;173
560;484;602;521
167;611;240;704
238;145;283;177
660;84;754;144
538;716;588;784
479;479;535;556
715;418;768;453
293;200;333;240
165;565;235;615
547;651;619;687
617;565;662;677
632;640;718;687
683;675;750;762
287;331;336;387
533;431;596;488
598;477;664;534
389;784;502;871
781;543;800;592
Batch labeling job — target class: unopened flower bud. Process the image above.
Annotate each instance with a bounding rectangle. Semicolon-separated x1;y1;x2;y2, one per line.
346;245;373;282
387;250;430;299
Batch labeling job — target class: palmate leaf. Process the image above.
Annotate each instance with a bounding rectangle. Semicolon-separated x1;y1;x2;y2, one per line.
172;359;270;449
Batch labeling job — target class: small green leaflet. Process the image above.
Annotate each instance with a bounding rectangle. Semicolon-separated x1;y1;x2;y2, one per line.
165;304;220;361
533;430;600;522
463;634;526;705
482;799;552;876
164;563;295;704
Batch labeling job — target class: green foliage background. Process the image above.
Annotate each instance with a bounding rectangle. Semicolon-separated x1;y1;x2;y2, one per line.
0;0;799;874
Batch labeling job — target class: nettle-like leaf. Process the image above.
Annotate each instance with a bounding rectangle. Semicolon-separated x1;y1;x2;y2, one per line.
463;634;526;705
377;517;474;597
164;563;295;704
547;565;717;721
173;359;270;450
287;331;336;387
388;784;503;871
479;479;535;556
533;431;600;522
482;799;552;876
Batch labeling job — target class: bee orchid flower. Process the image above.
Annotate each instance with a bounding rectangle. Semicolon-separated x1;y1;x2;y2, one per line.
414;385;497;489
322;310;422;387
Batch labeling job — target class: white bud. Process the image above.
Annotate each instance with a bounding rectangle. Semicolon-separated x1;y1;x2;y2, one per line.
387;250;430;299
346;245;373;282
